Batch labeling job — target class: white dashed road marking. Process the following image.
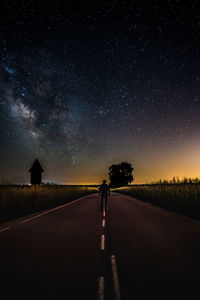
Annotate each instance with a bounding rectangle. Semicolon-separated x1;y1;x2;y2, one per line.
98;277;104;300
101;234;105;250
111;255;121;300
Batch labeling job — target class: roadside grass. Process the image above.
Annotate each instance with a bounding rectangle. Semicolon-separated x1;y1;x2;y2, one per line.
0;185;98;222
114;184;200;220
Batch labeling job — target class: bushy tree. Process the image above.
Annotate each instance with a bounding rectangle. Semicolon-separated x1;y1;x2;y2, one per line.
109;161;133;187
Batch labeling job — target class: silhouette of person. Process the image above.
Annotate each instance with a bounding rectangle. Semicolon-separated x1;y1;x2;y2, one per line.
99;179;110;211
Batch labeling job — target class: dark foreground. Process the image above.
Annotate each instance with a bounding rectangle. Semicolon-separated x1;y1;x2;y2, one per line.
0;193;200;299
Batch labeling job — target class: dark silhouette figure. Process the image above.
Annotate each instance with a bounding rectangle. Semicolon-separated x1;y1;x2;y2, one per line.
29;159;44;185
99;179;110;211
109;161;133;187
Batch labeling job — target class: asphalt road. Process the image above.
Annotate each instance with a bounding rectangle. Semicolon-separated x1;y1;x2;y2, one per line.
0;192;200;299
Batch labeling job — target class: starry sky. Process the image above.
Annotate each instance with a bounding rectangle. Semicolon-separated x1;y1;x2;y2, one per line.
1;0;200;184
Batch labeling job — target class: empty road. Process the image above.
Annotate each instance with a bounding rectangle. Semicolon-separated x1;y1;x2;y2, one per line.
0;193;200;299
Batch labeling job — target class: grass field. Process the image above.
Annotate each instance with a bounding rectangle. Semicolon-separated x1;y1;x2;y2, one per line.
0;185;98;222
114;182;200;220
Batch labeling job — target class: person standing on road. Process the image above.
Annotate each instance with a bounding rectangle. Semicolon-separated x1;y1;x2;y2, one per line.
99;179;110;211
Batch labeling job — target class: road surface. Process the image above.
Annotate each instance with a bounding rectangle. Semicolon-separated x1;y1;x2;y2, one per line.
0;192;200;299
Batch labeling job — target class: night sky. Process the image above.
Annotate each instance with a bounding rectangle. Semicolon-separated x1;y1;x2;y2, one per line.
1;0;200;184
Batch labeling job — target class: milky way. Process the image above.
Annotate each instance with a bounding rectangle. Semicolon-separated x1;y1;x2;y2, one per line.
0;1;200;184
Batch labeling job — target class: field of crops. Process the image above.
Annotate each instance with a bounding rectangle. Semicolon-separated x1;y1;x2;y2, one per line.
115;183;200;220
0;185;98;222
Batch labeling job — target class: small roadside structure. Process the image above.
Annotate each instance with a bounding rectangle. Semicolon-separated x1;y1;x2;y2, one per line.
29;159;44;185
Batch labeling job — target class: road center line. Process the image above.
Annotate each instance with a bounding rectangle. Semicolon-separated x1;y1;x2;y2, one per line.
101;234;105;250
98;277;104;300
19;196;86;224
111;255;121;300
102;219;105;227
0;226;10;233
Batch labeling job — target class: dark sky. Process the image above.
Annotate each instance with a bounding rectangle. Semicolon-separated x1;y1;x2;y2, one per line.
0;0;200;184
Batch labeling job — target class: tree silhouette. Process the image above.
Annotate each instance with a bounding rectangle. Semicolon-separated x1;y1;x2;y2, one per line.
109;161;134;187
